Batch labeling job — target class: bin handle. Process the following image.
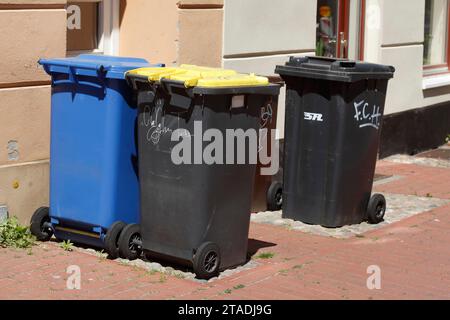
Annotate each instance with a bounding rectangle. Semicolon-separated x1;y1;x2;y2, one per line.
40;59;109;75
52;78;105;90
50;65;107;91
161;80;193;110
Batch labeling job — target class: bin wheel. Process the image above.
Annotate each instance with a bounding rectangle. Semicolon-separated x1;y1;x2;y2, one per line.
30;207;53;241
118;224;142;260
104;221;126;259
267;181;283;211
367;194;386;224
193;242;221;280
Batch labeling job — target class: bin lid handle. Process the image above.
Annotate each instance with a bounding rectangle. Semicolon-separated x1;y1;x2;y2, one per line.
39;59;109;78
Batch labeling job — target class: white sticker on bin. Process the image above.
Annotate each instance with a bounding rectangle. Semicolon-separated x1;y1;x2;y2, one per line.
231;95;245;108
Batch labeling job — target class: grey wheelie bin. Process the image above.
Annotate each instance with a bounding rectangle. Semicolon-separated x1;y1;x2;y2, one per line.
275;56;395;228
124;65;281;279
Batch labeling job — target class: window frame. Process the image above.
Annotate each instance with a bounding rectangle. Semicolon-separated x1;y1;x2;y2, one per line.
66;0;120;57
423;0;450;76
344;0;366;61
358;0;366;61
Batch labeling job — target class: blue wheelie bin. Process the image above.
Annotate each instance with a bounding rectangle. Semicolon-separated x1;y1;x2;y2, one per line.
30;55;163;258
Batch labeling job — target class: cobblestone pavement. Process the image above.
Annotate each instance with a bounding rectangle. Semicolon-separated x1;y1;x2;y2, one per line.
383;143;450;169
251;194;449;238
0;151;449;300
384;154;450;169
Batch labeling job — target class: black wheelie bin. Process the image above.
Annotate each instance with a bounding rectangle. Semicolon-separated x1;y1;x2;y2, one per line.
275;56;395;228
124;65;281;279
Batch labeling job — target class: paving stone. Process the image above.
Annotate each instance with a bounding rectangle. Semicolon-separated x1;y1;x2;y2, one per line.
1;153;450;299
251;193;449;239
110;255;259;284
385;154;450;169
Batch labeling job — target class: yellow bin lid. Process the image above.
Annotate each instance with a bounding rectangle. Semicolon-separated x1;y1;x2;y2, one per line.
126;64;269;88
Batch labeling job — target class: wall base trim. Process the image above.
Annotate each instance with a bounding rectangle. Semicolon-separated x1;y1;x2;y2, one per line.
379;103;450;158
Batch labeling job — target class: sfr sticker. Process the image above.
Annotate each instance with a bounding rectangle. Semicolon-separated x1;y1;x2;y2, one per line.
304;112;324;122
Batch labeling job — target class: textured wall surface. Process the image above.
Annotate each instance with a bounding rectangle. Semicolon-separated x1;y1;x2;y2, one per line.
222;0;317;139
0;0;65;223
119;0;223;66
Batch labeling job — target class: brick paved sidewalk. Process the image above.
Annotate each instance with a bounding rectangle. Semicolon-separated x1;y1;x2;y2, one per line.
1;155;449;300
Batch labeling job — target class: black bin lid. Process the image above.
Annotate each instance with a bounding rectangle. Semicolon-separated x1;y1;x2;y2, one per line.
275;56;395;83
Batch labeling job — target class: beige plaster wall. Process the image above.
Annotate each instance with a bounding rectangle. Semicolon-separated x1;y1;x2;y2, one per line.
0;86;51;166
0;8;66;86
0;1;65;223
118;0;179;65
119;0;223;67
178;8;223;67
0;161;49;225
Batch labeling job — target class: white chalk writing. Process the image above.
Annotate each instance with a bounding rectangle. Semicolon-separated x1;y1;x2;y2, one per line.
143;98;173;145
353;100;382;130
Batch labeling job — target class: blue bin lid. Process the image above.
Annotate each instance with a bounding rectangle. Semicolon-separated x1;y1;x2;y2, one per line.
39;54;163;80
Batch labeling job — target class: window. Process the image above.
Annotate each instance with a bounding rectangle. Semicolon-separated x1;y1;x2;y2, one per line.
316;0;339;57
423;0;450;74
315;0;365;60
66;0;119;56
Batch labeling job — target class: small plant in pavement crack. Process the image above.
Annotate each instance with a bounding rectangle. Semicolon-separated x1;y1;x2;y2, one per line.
96;249;107;261
278;269;289;276
60;240;74;252
233;284;245;290
253;252;275;260
159;274;167;283
0;217;35;249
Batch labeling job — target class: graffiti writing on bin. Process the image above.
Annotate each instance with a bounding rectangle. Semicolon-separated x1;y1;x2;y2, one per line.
260;103;273;129
353;100;382;130
259;103;273;153
143;98;173;145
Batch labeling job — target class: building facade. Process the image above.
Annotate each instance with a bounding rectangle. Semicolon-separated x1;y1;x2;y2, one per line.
0;0;66;224
1;0;449;223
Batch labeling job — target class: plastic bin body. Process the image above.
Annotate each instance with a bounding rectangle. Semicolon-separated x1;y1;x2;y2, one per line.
127;67;280;270
251;92;280;213
276;56;394;227
39;55;161;247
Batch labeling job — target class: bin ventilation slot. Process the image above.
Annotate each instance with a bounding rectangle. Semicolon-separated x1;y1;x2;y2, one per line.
337;61;356;68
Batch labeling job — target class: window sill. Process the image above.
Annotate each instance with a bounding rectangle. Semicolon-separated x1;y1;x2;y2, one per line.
422;73;450;90
66;49;104;57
